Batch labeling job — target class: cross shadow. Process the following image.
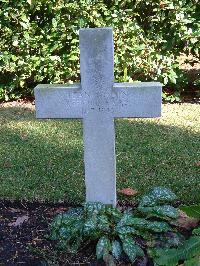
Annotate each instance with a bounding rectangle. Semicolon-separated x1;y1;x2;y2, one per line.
0;105;199;204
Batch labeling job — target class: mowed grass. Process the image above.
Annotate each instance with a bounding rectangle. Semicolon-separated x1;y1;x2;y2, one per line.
0;102;199;204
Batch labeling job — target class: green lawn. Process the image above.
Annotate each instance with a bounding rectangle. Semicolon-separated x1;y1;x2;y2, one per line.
0;102;199;204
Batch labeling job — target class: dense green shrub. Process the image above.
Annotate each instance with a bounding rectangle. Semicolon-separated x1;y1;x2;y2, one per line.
0;0;199;100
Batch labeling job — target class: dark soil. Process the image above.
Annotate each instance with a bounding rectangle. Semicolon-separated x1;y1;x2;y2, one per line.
0;200;149;266
0;200;100;266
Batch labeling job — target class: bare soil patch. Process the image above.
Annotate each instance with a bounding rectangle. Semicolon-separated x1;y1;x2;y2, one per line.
0;200;101;266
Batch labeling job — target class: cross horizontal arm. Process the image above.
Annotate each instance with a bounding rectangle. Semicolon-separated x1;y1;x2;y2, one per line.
34;84;83;119
112;82;162;118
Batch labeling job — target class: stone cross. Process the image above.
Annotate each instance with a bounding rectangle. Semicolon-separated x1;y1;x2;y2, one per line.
34;28;162;206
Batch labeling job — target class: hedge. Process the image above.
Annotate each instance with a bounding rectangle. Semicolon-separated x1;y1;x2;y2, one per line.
0;0;199;101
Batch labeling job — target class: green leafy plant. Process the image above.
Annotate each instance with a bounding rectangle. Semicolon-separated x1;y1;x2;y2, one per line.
154;235;200;266
150;202;200;266
50;187;180;264
180;205;200;219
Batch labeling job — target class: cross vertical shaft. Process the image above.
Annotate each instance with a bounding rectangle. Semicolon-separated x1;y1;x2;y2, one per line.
79;28;116;205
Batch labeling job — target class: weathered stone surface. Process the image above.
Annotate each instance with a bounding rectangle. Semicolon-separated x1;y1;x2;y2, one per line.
113;82;161;117
79;28;116;205
34;28;162;205
34;84;82;118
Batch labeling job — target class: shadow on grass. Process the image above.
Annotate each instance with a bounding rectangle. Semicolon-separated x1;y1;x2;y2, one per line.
0;106;199;204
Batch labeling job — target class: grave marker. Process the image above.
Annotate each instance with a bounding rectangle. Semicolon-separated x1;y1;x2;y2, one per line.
34;28;162;206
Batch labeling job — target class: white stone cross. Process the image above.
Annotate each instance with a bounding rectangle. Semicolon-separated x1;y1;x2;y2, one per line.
34;28;162;206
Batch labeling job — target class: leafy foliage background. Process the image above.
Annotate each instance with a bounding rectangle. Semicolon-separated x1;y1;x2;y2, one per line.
0;0;199;100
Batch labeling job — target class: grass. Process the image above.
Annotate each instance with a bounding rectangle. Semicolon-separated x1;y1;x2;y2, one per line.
0;102;199;204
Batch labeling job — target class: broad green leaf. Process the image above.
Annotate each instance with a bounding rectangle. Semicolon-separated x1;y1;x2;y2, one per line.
184;256;200;266
117;213;146;228
105;206;122;222
65;207;84;217
135;243;145;257
71;219;84;233
117;216;170;232
134;230;152;240
59;218;84;239
51;213;63;227
97;215;110;232
96;236;111;260
115;225;137;235
84;202;106;216
180;205;200;219
112;240;122;260
83;217;97;235
129;218;147;227
139;205;179;219
154;232;185;249
51;213;79;230
155;236;200;265
139;187;177;207
122;237;144;263
59;227;71;240
49;229;58;241
117;212;134;226
61;215;80;226
145;221;172;232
